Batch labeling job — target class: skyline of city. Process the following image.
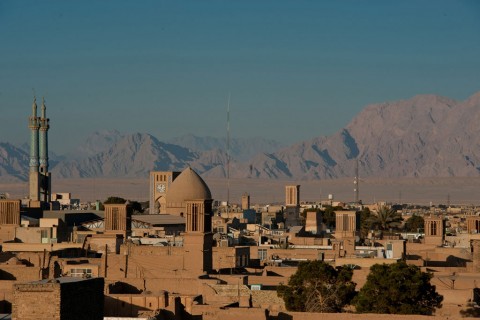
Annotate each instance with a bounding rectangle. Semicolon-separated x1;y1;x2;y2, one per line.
2;1;480;153
2;2;480;319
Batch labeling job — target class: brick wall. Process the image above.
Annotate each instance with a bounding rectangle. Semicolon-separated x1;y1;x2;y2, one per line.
12;277;104;320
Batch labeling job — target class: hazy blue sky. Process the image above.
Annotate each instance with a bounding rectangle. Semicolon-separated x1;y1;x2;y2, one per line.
2;1;480;154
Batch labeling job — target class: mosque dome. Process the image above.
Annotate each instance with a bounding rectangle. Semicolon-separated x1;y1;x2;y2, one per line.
167;167;212;205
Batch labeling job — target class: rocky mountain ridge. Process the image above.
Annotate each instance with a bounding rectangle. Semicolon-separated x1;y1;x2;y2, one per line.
1;91;480;181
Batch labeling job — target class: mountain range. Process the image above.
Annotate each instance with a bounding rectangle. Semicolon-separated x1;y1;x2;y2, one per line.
1;91;480;182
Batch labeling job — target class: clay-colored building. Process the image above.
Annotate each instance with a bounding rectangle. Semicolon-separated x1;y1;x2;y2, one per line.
12;277;104;320
241;192;250;210
334;210;359;239
424;216;445;246
0;200;21;243
285;185;300;207
305;211;322;235
149;168;212;217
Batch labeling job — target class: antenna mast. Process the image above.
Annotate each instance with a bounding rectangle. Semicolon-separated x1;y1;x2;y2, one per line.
226;93;231;215
354;158;359;203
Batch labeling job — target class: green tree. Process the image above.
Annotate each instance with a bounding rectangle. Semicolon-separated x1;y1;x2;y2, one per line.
104;196;127;204
322;205;338;228
103;197;144;214
359;207;374;239
354;262;443;315
404;214;424;232
372;205;403;231
277;260;356;313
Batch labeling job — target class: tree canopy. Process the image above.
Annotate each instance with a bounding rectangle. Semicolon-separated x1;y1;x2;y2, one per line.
359;207;374;239
321;205;344;228
103;196;144;214
277;260;356;313
372;205;403;231
404;214;424;232
104;196;127;204
354;262;443;315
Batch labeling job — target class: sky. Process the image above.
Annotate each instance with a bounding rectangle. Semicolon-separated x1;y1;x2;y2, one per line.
1;0;480;154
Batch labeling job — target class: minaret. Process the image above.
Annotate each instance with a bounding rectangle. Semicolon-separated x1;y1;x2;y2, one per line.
39;97;49;173
39;97;51;202
28;97;40;202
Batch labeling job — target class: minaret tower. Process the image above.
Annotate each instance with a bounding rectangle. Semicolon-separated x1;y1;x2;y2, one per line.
28;97;40;202
39;97;51;202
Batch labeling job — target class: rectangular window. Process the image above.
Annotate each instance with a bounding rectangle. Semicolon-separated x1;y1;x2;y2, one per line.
70;268;93;277
41;229;49;239
258;248;267;261
431;223;437;236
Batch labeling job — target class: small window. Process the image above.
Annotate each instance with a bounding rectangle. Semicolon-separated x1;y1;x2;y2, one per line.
259;249;267;261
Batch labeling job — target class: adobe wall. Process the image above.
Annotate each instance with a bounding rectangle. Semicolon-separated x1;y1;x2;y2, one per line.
191;305;268;320
263;266;297;278
105;277;209;296
106;250;184;279
212;247;236;270
335;257;398;269
288;236;329;246
12;277;104;320
15;227;51;244
12;282;61;320
253;247;323;262
248;275;287;287
88;235;122;254
0;290;12;313
104;293;169;317
145;278;206;296
0;225;16;243
274;312;450;320
59;278;104;320
406;243;472;265
0;266;42;281
189;307;465;320
15;252;43;267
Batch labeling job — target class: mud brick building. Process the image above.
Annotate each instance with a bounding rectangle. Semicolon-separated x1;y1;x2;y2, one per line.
12;277;104;320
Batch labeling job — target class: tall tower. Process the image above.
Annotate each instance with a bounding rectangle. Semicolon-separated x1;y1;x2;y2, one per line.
241;192;250;210
28;97;40;202
28;97;52;206
285;185;300;207
39;98;51;203
354;158;359;203
285;185;301;227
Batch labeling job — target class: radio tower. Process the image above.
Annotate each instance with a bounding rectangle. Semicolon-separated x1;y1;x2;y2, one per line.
226;93;231;215
354;158;359;203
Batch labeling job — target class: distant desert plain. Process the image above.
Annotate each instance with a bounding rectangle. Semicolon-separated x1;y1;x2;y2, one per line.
2;177;480;206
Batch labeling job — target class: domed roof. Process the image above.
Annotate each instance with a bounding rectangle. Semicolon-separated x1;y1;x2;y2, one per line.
167;167;212;203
